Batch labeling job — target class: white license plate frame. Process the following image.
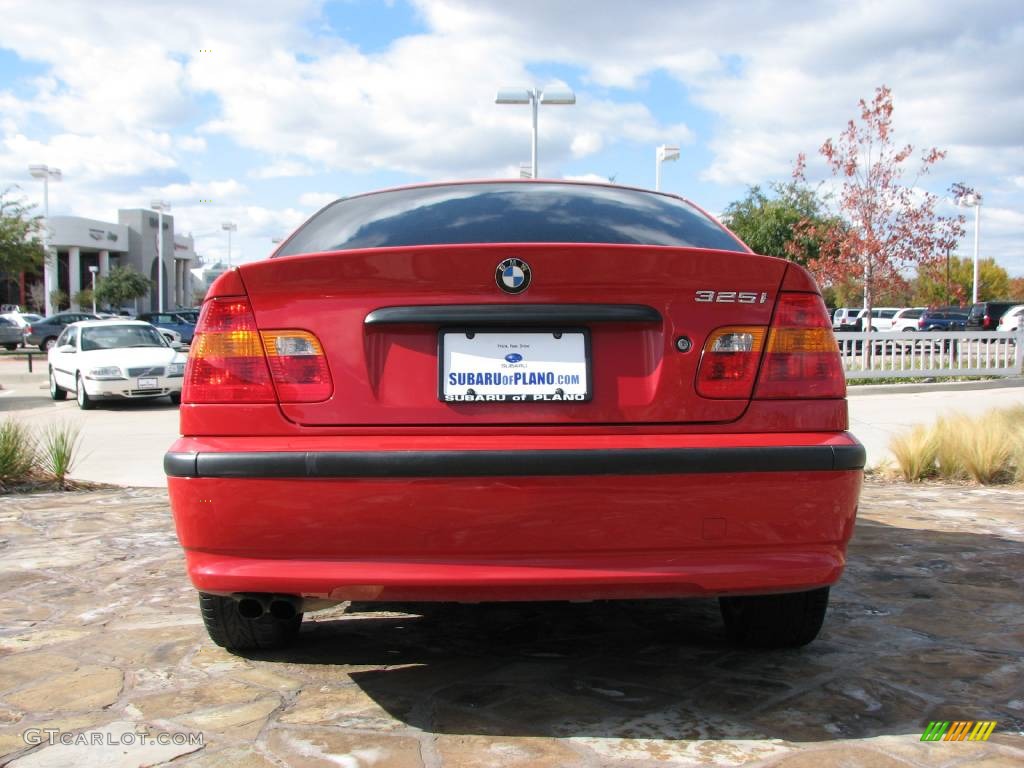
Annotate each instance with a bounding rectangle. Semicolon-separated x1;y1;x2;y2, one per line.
137;377;159;390
439;328;591;403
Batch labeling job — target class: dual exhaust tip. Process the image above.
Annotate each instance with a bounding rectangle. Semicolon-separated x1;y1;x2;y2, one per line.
234;594;301;621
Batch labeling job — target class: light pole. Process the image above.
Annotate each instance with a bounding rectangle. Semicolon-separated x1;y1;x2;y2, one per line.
88;265;98;313
495;86;576;179
222;222;237;267
28;164;62;316
655;145;680;191
151;200;171;312
955;191;982;304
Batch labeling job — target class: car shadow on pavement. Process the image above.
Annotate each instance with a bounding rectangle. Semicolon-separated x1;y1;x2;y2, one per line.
248;519;1024;743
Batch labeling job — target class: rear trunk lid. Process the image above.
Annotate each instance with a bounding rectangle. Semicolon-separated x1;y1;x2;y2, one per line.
237;243;787;426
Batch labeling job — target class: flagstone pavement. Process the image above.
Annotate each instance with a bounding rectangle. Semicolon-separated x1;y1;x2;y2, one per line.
0;480;1022;767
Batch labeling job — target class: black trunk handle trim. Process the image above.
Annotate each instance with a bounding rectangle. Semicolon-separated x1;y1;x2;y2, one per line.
364;304;661;326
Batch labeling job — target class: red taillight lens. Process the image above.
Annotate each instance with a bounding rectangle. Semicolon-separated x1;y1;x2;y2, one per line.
696;326;767;399
983;314;991;328
260;331;332;402
755;293;845;399
183;298;332;404
918;317;925;329
184;298;276;403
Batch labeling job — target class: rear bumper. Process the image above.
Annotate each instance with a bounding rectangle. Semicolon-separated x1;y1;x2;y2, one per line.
166;432;864;601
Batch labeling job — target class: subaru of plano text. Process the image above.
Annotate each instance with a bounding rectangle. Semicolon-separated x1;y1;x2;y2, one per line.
165;180;864;653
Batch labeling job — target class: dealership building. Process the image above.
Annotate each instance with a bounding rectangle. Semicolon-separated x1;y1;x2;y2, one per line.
5;209;198;313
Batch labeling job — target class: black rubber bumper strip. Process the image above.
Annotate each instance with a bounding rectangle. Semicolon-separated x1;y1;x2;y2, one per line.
164;442;865;479
364;304;661;326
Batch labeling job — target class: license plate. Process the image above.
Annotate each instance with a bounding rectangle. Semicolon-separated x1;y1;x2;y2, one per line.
440;330;590;402
137;377;158;390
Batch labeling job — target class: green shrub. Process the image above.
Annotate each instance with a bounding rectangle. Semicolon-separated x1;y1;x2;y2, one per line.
37;422;83;490
0;420;36;489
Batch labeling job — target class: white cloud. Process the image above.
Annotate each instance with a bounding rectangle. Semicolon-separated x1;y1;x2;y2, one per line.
0;0;1020;273
562;173;613;184
176;136;207;153
298;191;338;209
249;161;316;179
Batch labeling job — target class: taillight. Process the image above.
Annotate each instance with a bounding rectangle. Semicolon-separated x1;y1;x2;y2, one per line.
754;293;845;399
184;297;333;404
260;331;332;402
918;316;925;329
184;298;276;403
983;314;991;329
696;326;767;399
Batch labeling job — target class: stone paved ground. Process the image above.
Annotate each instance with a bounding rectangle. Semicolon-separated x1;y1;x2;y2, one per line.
0;480;1022;767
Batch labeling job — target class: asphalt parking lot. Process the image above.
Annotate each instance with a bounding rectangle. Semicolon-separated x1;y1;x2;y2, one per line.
0;482;1022;766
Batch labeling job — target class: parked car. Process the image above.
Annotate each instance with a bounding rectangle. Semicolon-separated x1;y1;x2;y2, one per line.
832;307;861;331
856;307;899;332
1;311;43;329
917;307;968;331
165;180;864;653
138;312;196;344
995;304;1024;332
172;308;200;324
47;321;186;409
0;316;25;350
25;311;103;351
966;301;1018;330
886;307;926;332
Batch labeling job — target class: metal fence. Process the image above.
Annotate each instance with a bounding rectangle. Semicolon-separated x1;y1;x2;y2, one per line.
835;330;1024;379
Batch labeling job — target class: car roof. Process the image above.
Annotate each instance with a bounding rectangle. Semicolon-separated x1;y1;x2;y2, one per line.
69;320;154;329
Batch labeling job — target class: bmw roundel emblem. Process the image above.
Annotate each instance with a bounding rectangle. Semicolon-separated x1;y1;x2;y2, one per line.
495;258;531;294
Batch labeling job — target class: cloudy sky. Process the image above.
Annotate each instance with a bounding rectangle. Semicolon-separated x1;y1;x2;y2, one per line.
1;0;1022;274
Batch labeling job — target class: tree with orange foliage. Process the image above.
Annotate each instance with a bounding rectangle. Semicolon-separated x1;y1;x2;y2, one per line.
794;86;963;327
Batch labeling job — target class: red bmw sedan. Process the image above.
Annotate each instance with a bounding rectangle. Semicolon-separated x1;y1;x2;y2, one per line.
166;181;863;652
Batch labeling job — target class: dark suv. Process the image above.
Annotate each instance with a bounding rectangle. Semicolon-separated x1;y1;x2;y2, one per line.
918;307;968;331
966;301;1017;330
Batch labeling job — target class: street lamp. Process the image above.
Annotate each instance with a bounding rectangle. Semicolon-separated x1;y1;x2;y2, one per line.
221;222;237;267
495;86;576;179
88;265;98;313
28;164;62;316
955;191;983;304
151;200;171;312
655;145;680;192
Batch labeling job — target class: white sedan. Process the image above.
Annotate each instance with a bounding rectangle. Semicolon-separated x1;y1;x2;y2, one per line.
47;321;187;409
996;304;1023;332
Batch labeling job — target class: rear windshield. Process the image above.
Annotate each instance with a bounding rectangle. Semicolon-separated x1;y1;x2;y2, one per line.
276;183;747;255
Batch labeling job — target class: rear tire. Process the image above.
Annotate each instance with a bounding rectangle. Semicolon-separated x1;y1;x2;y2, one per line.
719;587;830;648
169;391;181;405
198;593;302;652
41;337;57;352
3;343;16;351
